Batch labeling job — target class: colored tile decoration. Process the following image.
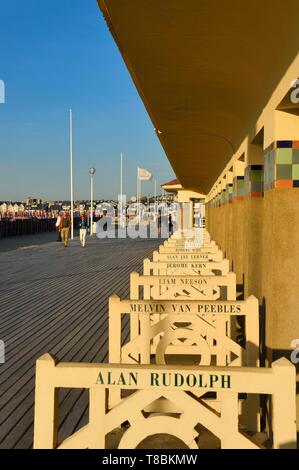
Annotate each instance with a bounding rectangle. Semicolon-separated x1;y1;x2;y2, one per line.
264;141;299;190
244;165;263;198
221;189;226;205
232;176;245;200
226;183;233;203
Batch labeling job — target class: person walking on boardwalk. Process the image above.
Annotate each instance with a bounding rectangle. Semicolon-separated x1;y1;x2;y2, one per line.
55;212;62;242
157;210;162;237
168;213;173;236
59;212;71;247
79;213;88;248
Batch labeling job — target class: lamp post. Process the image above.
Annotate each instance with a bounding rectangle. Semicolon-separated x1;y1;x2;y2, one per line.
89;167;96;236
70;109;74;240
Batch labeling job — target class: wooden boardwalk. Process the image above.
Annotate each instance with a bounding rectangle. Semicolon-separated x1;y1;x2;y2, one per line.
0;236;160;449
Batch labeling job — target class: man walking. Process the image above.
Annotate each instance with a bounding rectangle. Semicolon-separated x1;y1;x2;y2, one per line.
157;210;162;237
59;212;71;247
168;213;173;236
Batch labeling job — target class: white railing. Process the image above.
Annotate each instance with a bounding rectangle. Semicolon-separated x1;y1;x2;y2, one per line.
143;258;230;276
130;272;236;301
153;249;223;262
33;355;297;449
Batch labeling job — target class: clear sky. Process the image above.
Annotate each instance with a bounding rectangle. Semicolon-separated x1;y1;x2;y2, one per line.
0;0;174;201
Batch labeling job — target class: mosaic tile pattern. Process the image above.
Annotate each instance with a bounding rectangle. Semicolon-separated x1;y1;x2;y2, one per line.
232;176;245;200
221;189;226;205
226;183;233;204
211;195;218;208
264;141;299;190
217;193;222;207
213;194;219;208
244;165;263;197
210;184;232;206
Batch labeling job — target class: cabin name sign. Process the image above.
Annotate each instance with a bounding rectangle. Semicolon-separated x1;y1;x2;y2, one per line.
96;369;231;390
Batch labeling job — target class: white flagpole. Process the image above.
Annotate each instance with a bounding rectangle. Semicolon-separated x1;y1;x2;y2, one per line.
120;153;123;226
154;179;157;221
139;178;142;221
136;167;138;221
120;152;123;200
70;108;74;240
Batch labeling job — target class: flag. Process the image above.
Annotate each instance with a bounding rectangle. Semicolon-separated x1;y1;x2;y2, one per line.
137;167;152;181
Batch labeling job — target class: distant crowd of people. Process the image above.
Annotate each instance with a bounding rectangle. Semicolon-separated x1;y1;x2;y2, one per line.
55;209;174;249
0;212;59;221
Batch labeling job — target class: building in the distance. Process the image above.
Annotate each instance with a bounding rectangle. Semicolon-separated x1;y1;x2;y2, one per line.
161;178;205;229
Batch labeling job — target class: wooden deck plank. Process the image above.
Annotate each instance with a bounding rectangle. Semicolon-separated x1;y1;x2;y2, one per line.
0;285;128;447
0;276;135;444
0;236;160;448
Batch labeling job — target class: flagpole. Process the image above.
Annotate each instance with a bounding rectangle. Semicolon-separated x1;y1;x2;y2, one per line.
70;108;74;240
154;179;157;221
120;152;123;199
139;178;142;221
120;152;123;226
136;167;139;221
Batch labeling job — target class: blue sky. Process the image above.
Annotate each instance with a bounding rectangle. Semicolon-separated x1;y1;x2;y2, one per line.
0;0;174;201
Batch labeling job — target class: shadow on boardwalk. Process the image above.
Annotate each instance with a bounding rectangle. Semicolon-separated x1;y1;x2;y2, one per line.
0;231;79;253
